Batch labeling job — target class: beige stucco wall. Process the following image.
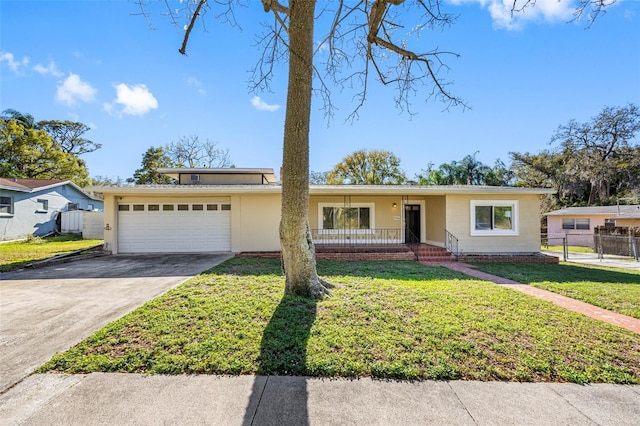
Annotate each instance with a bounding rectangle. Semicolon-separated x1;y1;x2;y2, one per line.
102;194;118;252
445;193;542;254
233;193;281;252
615;218;640;227
424;195;446;245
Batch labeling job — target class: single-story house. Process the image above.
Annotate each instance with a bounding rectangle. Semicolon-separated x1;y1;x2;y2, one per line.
0;178;103;241
91;168;555;261
545;205;640;247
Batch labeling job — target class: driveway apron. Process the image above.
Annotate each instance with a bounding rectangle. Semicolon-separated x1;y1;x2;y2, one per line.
0;253;233;393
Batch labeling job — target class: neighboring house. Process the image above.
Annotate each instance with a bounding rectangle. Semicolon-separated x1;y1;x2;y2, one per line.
0;178;103;241
92;168;554;259
545;205;640;247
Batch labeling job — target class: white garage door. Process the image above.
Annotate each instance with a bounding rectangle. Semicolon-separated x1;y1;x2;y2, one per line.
118;202;231;253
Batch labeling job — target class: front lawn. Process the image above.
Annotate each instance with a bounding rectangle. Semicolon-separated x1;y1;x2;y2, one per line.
471;263;640;319
39;258;640;383
0;234;103;272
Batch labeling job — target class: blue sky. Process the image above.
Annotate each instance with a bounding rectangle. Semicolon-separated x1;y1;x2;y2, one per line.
1;0;639;182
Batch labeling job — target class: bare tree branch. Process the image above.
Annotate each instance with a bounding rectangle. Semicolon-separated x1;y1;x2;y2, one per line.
179;0;208;55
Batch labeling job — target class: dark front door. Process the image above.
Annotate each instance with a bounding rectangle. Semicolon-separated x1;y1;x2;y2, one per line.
405;204;421;243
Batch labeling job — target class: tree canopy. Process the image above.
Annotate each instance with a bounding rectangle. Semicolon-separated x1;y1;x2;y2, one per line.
511;103;640;208
0;109;99;187
132;146;175;184
326;149;406;185
417;153;513;186
0;119;91;186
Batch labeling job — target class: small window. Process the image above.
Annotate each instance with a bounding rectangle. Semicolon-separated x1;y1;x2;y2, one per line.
0;196;13;214
190;174;200;182
562;219;575;230
192;204;204;211
575;219;590;230
178;204;189;211
148;204;160;211
163;204;174;211
37;199;48;211
133;204;145;211
87;203;94;211
221;204;231;211
206;204;218;211
68;202;79;211
118;205;130;211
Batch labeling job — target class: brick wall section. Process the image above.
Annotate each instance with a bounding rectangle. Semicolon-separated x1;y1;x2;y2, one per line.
316;252;415;261
458;254;559;264
237;251;559;263
235;251;415;261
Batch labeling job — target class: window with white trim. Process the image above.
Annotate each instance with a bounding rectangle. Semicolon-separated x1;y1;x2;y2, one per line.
562;218;590;230
0;196;13;214
470;200;518;236
319;203;374;230
36;199;48;211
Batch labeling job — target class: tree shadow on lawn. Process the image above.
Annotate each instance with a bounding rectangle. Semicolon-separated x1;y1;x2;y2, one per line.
472;262;640;285
242;293;317;426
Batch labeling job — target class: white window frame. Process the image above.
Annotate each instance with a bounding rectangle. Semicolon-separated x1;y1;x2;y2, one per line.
470;200;519;236
562;218;576;230
562;218;591;230
36;198;49;212
0;196;14;215
317;202;375;233
575;218;590;230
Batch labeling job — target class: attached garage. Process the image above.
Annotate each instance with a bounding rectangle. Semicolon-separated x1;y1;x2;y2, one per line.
117;202;231;253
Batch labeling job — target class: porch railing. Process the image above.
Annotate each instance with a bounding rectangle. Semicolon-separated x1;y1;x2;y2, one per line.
445;229;459;255
311;228;403;246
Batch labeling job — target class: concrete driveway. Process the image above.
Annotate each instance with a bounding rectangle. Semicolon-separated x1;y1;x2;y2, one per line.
0;253;233;393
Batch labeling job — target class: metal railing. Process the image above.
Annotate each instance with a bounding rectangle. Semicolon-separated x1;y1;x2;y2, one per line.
445;230;459;255
311;228;403;246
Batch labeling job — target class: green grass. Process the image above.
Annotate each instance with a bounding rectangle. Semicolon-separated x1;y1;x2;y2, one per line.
543;245;595;253
39;258;640;383
0;234;103;272
471;263;640;319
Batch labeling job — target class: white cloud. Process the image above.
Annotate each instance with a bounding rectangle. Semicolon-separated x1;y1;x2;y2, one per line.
56;73;97;105
187;77;206;95
33;60;64;77
449;0;574;30
251;96;280;112
0;52;29;73
105;83;158;116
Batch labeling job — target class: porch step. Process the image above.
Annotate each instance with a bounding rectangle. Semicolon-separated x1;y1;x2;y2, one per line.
410;244;457;262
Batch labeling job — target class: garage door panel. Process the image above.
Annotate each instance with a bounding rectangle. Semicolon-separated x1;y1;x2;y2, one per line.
118;205;231;253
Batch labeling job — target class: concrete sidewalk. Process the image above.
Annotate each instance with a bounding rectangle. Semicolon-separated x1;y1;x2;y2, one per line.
1;373;639;425
543;250;640;271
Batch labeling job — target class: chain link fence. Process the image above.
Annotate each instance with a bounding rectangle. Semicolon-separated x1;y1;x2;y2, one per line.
544;231;639;262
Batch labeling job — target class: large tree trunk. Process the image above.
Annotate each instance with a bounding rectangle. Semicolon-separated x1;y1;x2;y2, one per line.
280;0;327;299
